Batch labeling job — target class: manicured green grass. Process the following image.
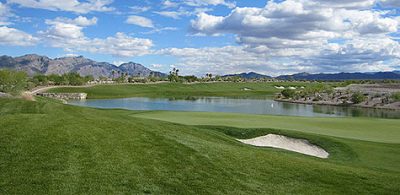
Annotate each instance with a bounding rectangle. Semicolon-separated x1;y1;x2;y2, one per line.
1;98;400;194
48;82;319;99
134;111;400;143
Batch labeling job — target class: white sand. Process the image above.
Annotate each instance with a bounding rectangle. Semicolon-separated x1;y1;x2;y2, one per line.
237;134;329;158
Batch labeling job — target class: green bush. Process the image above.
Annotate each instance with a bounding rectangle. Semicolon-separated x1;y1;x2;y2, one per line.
0;69;27;94
281;89;296;98
392;93;400;102
31;73;94;86
351;92;366;104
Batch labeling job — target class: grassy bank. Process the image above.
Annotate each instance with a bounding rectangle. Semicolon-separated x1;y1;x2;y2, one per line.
48;82;323;99
0;98;399;194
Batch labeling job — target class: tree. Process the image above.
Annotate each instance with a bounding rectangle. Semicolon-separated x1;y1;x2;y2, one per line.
47;74;65;85
111;70;115;79
32;74;49;86
65;72;85;85
0;69;28;94
281;89;296;99
183;75;198;83
84;75;94;83
168;68;180;82
392;92;400;102
351;92;366;104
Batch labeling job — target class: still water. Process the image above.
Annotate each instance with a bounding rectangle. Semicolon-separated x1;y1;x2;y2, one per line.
69;97;400;119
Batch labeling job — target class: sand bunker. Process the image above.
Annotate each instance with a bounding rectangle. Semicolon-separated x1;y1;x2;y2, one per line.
242;87;252;91
237;134;329;158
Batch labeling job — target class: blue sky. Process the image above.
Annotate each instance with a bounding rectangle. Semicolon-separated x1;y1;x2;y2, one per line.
0;0;399;76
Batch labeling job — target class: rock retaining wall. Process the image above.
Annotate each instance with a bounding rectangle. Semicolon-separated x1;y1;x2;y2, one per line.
37;93;87;100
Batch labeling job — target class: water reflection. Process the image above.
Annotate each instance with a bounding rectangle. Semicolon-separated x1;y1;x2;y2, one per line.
68;97;400;119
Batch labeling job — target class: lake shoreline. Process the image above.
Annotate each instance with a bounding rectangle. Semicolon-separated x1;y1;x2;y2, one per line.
68;96;400;119
275;98;400;111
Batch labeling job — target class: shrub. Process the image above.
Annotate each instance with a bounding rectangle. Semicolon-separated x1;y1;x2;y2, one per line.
392;93;400;102
0;69;27;95
281;89;296;99
351;92;366;104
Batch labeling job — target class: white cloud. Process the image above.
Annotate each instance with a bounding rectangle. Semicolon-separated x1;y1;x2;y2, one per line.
162;0;178;8
142;27;178;34
191;0;398;49
158;46;276;75
46;16;98;27
0;26;38;46
43;16;97;39
151;64;163;68
7;0;114;14
379;0;400;8
161;0;400;75
0;2;11;25
161;0;235;9
160;38;400;76
154;11;188;19
130;6;151;14
113;60;127;66
183;0;236;8
42;16;153;57
155;7;212;19
310;0;377;9
126;15;154;28
151;63;164;71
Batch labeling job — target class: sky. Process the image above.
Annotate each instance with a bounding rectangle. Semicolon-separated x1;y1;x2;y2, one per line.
0;0;399;76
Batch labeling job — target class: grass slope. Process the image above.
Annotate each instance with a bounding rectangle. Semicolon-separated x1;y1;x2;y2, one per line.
0;98;400;194
134;111;400;143
48;82;319;99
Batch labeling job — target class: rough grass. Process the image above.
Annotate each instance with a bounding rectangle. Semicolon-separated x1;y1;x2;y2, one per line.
0;98;400;194
48;82;324;99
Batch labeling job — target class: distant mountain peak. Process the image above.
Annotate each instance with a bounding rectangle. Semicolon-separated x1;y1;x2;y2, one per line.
0;54;166;78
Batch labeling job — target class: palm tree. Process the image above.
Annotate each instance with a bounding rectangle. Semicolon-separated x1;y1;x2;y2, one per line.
111;70;115;79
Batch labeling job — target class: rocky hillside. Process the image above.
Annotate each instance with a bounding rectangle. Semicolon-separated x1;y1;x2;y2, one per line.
0;54;165;78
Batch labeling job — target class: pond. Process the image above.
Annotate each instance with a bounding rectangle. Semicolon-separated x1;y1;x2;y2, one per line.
68;97;400;119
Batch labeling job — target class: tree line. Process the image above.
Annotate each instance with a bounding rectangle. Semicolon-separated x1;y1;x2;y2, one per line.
0;70;95;94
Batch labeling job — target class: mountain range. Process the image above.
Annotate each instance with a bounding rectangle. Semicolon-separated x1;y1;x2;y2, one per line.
223;71;400;80
222;72;272;79
0;54;165;78
276;72;400;80
1;54;400;80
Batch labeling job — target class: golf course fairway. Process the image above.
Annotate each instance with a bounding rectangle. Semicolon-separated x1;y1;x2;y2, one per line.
48;82;327;99
1;97;400;194
133;111;400;143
